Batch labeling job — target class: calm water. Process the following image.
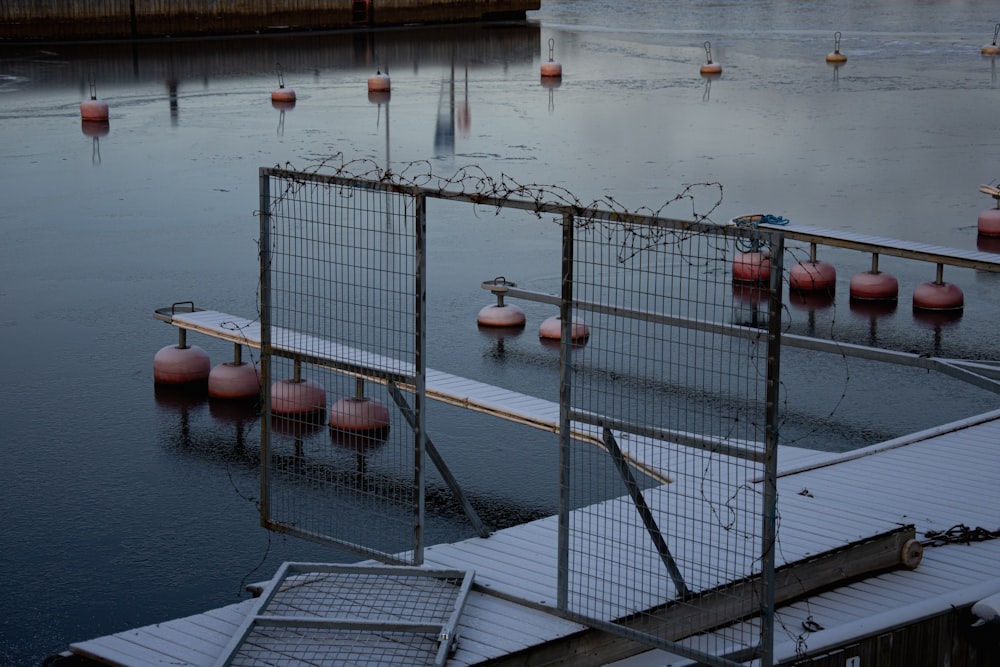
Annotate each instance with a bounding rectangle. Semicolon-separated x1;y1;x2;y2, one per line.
3;1;1000;663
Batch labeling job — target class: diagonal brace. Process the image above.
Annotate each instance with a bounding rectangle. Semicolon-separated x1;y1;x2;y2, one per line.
387;381;491;538
602;427;690;599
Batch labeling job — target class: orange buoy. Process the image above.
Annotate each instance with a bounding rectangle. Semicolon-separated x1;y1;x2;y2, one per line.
539;314;589;342
826;31;848;63
789;259;837;293
732;249;771;284
541;38;563;78
271;65;296;104
270;377;326;417
478;277;527;328
153;344;211;384
329;396;390;432
700;41;722;76
368;69;391;93
271;86;295;104
983;23;1000;55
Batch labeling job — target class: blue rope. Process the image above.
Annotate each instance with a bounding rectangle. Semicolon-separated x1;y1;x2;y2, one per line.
734;213;789;251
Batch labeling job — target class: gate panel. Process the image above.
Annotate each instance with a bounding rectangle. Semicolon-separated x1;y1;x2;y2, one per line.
560;216;783;666
258;168;426;564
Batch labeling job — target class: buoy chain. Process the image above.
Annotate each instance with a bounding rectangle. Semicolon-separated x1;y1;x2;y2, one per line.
924;523;1000;546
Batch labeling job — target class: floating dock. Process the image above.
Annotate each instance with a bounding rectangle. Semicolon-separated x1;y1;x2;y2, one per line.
61;409;1000;665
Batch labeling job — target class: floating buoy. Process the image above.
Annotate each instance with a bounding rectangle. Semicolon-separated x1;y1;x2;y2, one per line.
541;37;563;78
478;277;526;328
329;397;390;432
732;249;771;284
850;271;898;301
700;41;722;76
913;264;963;312
81;74;109;122
983;23;1000;55
789;260;836;292
368;68;391;93
153;343;211;384
978;184;1000;236
850;254;898;301
208;344;259;400
271;64;296;105
270;376;326;417
539;314;589;342
826;31;848;63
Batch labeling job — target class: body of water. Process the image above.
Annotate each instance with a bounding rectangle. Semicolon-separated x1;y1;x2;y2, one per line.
2;1;1000;663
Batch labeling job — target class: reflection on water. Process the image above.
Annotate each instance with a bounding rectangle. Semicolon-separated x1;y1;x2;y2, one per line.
4;2;1000;664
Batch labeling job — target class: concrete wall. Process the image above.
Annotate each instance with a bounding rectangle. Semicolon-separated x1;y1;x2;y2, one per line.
0;0;541;40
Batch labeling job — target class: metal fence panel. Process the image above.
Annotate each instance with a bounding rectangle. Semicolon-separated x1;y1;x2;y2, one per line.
559;215;783;666
259;168;425;564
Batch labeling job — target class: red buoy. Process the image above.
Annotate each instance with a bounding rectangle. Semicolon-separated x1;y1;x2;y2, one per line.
329;396;390;432
270;378;326;416
478;303;526;327
850;254;897;302
849;271;898;301
913;281;964;311
153;344;211;384
81;98;109;122
539;315;589;341
979;208;1000;236
478;278;527;328
733;250;771;284
208;362;260;400
789;260;837;293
